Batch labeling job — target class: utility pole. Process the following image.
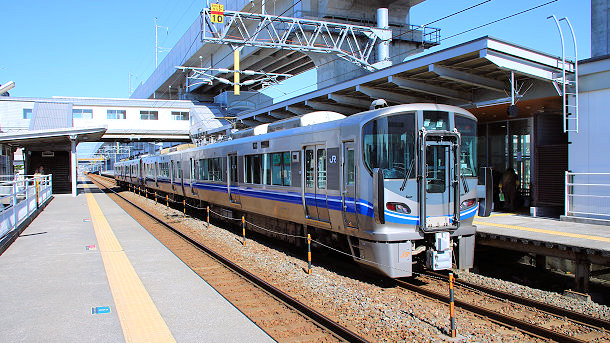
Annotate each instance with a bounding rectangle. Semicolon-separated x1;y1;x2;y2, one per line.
155;17;168;67
128;72;136;96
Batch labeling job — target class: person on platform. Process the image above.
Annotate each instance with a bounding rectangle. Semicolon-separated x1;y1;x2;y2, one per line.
502;168;518;211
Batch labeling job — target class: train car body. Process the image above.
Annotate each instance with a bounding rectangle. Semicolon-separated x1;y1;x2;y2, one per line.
115;104;491;278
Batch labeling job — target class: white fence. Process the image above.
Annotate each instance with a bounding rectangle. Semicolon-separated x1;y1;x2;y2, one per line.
0;175;53;239
565;172;610;221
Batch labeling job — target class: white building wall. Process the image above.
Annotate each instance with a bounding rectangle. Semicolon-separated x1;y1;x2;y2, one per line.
0;99;36;132
567;57;610;220
71;105;191;132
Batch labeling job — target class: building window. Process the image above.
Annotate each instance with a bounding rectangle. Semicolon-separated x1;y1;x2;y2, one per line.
140;110;158;120
23;109;32;119
171;111;189;120
73;109;93;119
107;109;126;119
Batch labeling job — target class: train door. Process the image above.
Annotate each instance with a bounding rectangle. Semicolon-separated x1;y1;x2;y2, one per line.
419;131;460;231
303;145;330;222
342;141;358;229
228;154;240;204
189;158;197;195
170;160;176;191
138;161;143;185
177;161;185;196
155;162;159;187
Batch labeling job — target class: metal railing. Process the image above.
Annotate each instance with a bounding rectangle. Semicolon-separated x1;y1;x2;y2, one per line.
0;175;53;239
565;172;610;221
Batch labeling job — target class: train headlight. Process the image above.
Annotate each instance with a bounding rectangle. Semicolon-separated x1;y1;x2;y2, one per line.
460;199;476;210
386;202;411;214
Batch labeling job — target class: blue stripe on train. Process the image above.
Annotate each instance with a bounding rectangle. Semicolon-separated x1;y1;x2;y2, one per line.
144;179;475;221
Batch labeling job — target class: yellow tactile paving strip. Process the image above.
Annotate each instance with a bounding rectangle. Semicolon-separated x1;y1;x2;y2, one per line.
85;188;176;343
473;220;610;243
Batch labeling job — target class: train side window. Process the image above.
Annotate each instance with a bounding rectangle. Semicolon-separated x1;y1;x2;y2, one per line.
263;154;271;185
271;153;282;186
244;156;250;183
244;154;261;184
346;149;355;185
317;149;326;189
208;158;215;181
305;149;314;188
282;152;291;186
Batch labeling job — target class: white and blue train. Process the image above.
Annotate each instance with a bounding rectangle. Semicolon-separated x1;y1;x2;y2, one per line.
115;103;492;278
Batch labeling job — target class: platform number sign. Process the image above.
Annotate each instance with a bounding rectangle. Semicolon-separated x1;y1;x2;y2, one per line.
210;4;224;24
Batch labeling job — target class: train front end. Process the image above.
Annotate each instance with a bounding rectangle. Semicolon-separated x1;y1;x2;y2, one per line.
355;105;490;278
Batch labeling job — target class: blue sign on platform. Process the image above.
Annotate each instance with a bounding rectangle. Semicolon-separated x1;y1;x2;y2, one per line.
91;306;111;315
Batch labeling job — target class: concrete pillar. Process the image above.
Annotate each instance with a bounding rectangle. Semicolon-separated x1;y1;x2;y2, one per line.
574;256;591;293
592;0;610;57
70;137;77;197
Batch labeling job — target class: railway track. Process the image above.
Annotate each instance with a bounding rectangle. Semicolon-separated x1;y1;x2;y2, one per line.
88;174;368;343
396;272;609;343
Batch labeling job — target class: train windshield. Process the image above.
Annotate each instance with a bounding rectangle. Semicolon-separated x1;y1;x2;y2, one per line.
454;115;477;177
363;112;415;179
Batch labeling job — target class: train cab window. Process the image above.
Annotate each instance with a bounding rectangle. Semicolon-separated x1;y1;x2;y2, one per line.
363;112;415;178
454;115;477;177
317;149;326;189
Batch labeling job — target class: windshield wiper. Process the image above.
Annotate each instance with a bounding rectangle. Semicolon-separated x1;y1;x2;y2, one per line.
400;158;415;192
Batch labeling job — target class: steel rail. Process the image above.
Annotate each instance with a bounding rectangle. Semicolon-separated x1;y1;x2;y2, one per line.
424;271;610;331
395;279;588;343
88;174;367;343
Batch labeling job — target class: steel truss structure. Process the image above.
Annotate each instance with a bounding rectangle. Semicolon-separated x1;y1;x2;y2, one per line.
176;66;292;91
201;8;392;71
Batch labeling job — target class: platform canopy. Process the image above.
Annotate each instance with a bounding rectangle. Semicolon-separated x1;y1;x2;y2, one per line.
204;36;570;136
0;126;107;151
0;126;107;197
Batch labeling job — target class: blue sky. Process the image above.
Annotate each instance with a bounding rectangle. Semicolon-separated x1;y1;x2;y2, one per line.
1;0;591;100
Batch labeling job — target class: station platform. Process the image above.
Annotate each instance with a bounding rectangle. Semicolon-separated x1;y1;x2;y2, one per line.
0;180;273;342
474;213;610;291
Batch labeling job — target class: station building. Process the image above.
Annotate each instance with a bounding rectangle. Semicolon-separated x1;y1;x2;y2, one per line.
0;97;222;194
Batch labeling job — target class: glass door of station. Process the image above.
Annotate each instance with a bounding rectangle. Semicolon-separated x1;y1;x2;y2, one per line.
478;118;532;208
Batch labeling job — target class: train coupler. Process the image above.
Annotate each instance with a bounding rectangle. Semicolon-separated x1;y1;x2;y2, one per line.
425;232;453;271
